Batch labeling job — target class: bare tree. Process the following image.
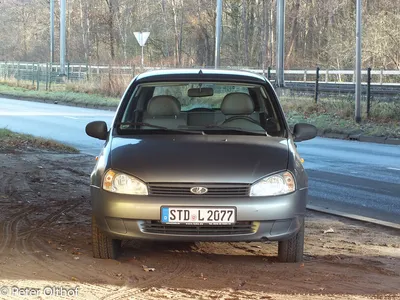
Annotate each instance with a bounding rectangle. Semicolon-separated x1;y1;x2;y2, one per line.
105;0;115;60
0;0;399;70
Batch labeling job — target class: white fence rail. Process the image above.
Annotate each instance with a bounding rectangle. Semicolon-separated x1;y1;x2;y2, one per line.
0;61;399;86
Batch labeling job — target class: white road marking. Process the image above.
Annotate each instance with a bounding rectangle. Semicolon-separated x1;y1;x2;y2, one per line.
387;167;400;171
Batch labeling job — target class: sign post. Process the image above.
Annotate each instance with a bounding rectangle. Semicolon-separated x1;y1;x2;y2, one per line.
276;0;285;87
355;0;362;123
60;0;66;75
134;32;150;71
214;0;223;68
50;0;55;63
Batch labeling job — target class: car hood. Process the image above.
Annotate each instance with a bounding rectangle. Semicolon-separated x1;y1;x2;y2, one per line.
110;135;289;183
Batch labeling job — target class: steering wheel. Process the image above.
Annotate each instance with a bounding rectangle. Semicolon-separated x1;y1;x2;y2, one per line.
222;116;263;126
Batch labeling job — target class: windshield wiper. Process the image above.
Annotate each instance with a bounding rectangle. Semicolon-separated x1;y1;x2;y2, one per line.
204;125;268;136
116;122;205;135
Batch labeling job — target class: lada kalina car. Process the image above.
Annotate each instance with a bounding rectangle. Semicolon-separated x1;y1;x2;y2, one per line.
85;69;317;262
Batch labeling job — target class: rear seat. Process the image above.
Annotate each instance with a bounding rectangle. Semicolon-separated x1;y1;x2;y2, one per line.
141;94;261;128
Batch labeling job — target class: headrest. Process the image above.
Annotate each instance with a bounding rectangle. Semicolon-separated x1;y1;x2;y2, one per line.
147;95;181;116
220;92;254;115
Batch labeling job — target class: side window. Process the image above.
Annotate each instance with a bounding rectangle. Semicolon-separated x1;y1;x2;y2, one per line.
259;88;283;136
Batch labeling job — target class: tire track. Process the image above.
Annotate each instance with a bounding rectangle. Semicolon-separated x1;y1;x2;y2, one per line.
0;168;37;253
17;200;96;281
18;200;82;237
20;234;73;280
25;233;115;282
15;201;83;278
0;206;36;253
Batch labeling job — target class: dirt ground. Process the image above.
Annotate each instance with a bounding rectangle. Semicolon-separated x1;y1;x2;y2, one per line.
0;150;399;300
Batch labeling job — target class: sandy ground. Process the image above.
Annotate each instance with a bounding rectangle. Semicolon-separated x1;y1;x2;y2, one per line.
0;150;399;300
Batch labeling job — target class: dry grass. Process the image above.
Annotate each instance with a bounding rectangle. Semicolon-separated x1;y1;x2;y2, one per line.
0;78;37;90
1;73;132;98
0;82;120;107
66;74;132;97
0;128;78;153
280;96;400;122
281;96;400;137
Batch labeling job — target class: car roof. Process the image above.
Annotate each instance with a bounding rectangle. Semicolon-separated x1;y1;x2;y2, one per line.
134;68;268;84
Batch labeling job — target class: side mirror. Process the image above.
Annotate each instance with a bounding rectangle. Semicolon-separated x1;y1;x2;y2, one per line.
293;123;317;142
85;121;108;140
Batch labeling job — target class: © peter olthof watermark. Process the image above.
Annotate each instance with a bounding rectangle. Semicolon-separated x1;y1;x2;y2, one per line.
0;286;79;297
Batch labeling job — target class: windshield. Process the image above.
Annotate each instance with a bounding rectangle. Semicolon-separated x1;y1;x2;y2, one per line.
117;81;284;136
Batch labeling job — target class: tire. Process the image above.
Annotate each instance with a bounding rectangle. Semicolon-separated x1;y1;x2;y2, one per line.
92;215;121;259
278;217;304;263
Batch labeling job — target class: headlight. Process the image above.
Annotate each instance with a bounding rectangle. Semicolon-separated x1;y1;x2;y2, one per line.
250;171;295;197
103;169;148;195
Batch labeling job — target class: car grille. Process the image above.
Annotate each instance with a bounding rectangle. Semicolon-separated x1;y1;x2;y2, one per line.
141;221;256;235
148;183;249;197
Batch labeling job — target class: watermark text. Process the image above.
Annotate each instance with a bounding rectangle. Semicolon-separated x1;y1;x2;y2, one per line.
0;286;79;297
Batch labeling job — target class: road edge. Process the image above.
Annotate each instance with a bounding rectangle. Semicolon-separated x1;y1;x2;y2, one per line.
307;204;400;230
0;92;116;111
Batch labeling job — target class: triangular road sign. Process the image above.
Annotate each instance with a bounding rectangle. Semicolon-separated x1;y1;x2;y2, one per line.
134;32;150;47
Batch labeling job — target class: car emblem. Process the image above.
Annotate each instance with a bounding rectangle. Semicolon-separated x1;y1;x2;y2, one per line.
190;186;208;195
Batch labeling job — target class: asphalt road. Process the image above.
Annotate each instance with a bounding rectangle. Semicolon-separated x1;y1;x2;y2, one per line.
1;97;399;224
0;98;114;154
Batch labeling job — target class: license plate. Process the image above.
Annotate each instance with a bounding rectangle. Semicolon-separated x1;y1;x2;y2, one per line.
161;207;236;225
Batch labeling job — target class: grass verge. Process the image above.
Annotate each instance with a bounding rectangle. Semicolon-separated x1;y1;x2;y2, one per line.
0;82;120;107
0;128;79;153
280;96;400;138
286;112;399;137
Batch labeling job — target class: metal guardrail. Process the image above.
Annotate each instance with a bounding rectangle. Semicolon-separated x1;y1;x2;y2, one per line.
283;81;400;95
248;68;400;85
1;61;399;83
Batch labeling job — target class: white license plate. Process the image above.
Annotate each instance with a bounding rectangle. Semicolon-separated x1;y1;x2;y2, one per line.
161;207;236;225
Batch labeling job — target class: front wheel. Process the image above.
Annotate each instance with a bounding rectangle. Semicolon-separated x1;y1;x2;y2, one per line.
278;217;304;263
92;215;121;259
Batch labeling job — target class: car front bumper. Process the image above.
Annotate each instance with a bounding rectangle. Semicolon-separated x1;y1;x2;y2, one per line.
91;186;308;242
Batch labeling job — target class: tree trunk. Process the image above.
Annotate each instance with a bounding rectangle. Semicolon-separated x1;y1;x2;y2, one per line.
79;0;90;63
262;0;268;70
249;2;257;66
105;0;115;60
95;33;100;64
242;0;249;66
178;6;184;66
22;6;28;60
171;0;179;66
286;0;300;68
162;0;168;59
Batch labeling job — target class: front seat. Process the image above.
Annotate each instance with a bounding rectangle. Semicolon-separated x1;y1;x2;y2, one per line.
142;95;186;129
220;92;264;131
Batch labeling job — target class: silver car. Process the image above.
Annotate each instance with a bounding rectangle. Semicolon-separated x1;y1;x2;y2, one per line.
86;69;317;262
